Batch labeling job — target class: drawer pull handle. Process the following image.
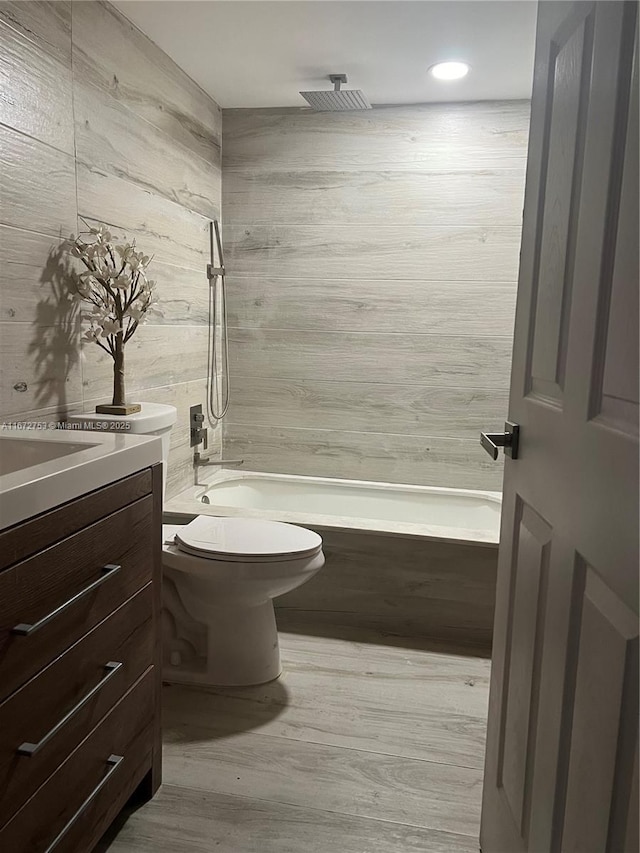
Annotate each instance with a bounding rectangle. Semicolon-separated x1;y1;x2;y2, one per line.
17;661;123;756
44;754;124;853
11;564;121;636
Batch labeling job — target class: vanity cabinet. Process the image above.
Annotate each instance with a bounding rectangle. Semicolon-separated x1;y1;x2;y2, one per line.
0;464;162;852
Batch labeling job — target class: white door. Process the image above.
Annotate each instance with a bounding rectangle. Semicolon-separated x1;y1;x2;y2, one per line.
481;2;639;852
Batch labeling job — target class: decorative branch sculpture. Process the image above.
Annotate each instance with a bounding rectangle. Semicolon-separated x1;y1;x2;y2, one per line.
65;223;158;415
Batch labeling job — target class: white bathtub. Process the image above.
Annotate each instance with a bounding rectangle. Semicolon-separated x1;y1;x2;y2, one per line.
167;470;502;545
166;470;500;648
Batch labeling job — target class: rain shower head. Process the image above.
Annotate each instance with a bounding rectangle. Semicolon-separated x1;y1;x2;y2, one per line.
300;74;371;111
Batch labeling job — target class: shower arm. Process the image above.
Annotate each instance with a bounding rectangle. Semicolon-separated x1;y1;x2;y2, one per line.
330;73;347;91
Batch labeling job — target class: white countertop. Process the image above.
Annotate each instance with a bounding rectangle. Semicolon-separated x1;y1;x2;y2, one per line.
0;426;162;531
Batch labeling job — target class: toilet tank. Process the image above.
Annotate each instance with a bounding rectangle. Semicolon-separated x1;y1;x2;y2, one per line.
66;403;178;500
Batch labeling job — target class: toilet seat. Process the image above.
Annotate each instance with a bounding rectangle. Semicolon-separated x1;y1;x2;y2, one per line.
171;515;323;563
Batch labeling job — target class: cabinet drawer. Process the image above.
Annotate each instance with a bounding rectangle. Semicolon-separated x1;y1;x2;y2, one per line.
0;470;153;571
0;496;154;701
0;669;155;852
0;586;154;825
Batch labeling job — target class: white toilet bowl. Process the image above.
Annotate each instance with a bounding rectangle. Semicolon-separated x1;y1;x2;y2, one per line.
67;403;325;687
163;515;324;686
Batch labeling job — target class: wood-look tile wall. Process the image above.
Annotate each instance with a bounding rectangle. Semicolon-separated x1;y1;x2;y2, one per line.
0;1;221;496
276;530;498;652
222;103;530;489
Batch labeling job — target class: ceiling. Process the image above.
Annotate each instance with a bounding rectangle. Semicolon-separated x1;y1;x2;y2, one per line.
116;1;538;109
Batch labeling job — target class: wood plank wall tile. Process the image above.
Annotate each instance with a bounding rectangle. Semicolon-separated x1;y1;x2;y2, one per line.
289;531;498;609
0;2;72;65
81;325;209;398
226;377;509;440
0;321;83;416
224;425;504;491
222;103;530;171
0;125;77;236
0;233;208;328
76;166;211;271
143;260;209;326
0;9;74;154
0;400;84;428
0;227;66;324
224;224;522;281
0;1;222;490
71;0;221;165
73;80;221;220
222;102;529;489
275;530;497;648
229;329;513;388
223;168;526;226
227;277;518;336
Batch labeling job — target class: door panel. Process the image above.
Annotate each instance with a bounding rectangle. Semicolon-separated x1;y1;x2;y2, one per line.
562;567;639;853
481;3;639;852
593;50;639;433
498;501;551;839
528;10;593;406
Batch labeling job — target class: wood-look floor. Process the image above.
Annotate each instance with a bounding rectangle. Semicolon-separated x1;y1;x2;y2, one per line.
102;631;490;852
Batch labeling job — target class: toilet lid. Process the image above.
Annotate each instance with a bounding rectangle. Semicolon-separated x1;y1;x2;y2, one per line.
174;515;323;562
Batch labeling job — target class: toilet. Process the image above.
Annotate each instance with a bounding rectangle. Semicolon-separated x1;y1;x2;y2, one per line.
163;515;323;685
66;403;325;686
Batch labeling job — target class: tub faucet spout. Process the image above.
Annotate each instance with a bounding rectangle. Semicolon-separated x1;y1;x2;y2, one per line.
194;452;244;467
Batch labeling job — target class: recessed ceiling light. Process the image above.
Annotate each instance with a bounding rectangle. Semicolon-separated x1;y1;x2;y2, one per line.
429;61;471;81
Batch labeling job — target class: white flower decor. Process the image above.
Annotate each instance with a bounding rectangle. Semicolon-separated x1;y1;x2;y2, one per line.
65;222;158;414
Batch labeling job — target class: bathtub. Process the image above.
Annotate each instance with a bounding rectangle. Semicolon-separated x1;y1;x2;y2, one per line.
166;470;501;652
168;470;501;545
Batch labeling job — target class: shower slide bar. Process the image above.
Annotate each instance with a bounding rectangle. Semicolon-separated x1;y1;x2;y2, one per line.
193;219;234;468
205;219;230;423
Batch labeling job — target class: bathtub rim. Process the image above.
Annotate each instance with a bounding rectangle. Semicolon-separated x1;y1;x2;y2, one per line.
165;469;501;547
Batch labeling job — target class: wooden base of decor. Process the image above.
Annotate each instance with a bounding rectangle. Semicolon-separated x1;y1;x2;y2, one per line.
95;403;142;415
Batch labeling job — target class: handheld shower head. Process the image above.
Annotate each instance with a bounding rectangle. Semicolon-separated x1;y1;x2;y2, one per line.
300;74;371;111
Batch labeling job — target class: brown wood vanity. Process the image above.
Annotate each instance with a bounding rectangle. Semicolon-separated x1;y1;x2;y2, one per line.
0;464;162;852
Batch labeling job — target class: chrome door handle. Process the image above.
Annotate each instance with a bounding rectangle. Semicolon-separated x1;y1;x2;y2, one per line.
44;754;124;852
11;564;121;636
17;661;123;756
480;421;520;460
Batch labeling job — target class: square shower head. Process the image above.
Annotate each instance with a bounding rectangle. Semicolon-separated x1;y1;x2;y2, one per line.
300;74;372;111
